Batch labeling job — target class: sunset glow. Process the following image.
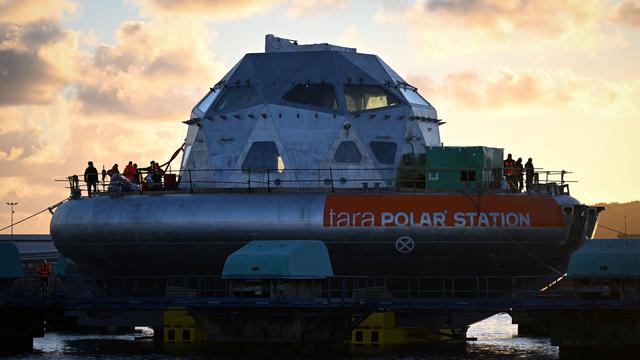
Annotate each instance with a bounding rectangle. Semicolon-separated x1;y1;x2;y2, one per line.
1;0;639;233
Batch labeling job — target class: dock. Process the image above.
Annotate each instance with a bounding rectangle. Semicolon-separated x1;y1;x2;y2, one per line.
2;272;640;358
2;238;640;359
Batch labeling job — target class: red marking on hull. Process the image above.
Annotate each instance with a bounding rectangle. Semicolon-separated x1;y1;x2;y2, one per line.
323;194;564;228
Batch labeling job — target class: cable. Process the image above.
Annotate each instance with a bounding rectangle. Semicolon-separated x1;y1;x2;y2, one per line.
462;191;564;276
0;198;68;233
596;224;626;236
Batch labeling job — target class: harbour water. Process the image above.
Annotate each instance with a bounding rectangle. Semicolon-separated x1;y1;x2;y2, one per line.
3;314;558;359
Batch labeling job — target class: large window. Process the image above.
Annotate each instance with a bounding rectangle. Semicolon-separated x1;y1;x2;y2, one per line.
212;86;259;112
370;142;397;164
242;142;281;171
344;85;401;112
282;84;337;110
399;87;431;107
334;141;362;163
196;88;221;114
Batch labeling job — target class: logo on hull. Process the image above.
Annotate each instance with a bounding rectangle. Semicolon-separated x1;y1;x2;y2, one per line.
395;236;415;254
323;194;564;228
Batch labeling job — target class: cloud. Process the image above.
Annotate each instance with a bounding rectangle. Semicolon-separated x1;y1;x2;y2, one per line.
422;0;607;36
75;19;225;120
408;68;640;116
440;69;553;108
0;129;42;160
0;146;23;161
0;19;66;50
137;0;347;20
0;48;68;106
336;26;367;50
0;8;225;233
22;143;65;165
16;19;66;48
0;176;55;199
0;0;77;24
288;0;348;18
0;18;79;106
374;0;617;60
409;69;560;109
135;0;281;20
612;0;640;27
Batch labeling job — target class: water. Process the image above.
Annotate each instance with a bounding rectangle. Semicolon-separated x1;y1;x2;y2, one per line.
3;314;558;359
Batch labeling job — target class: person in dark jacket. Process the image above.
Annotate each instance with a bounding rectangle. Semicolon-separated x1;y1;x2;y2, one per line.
515;158;524;192
133;163;140;183
84;161;99;196
106;164;119;177
525;158;535;189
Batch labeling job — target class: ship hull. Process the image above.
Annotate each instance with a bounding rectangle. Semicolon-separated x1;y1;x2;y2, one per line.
50;192;596;277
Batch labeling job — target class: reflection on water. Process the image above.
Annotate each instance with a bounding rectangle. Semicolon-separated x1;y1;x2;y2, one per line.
465;313;557;360
4;313;558;360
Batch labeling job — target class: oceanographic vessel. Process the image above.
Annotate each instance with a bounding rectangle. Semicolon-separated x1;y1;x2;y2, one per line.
50;35;602;278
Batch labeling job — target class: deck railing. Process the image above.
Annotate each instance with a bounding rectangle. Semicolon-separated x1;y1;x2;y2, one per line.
58;166;574;198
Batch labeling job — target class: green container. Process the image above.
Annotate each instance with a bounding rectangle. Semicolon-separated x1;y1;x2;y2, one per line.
424;146;503;191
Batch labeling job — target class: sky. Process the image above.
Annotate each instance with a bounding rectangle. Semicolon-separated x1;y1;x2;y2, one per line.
0;0;639;234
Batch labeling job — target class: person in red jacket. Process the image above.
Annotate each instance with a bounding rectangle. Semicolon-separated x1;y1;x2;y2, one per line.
503;154;516;192
37;259;52;294
123;161;136;182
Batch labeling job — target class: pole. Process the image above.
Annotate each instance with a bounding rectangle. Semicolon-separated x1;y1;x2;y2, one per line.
6;202;17;240
624;216;628;238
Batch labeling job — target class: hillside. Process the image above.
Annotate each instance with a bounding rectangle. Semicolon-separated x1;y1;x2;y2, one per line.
593;201;640;238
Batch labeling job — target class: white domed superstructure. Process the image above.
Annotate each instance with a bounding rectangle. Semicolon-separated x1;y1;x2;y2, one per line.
179;35;441;190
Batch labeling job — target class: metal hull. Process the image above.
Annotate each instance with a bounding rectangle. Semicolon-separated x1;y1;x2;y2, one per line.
50;192;595;276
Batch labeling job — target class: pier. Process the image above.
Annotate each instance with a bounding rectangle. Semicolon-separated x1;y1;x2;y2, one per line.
2;271;640;358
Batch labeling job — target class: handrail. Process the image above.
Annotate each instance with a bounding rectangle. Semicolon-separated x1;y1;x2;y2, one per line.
58;166;574;199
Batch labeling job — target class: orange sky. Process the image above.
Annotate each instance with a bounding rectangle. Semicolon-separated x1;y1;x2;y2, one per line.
1;0;639;234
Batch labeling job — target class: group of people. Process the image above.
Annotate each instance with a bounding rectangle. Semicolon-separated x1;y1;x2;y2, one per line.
83;160;165;196
503;154;535;192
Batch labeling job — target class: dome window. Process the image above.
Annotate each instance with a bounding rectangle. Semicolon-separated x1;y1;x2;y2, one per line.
334;141;362;163
399;87;432;107
282;84;338;110
242;142;281;171
213;86;260;112
344;85;401;112
370;141;397;164
196;88;221;114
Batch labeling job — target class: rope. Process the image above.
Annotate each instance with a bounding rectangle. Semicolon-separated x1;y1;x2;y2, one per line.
596;224;627;236
0;198;68;233
160;142;185;173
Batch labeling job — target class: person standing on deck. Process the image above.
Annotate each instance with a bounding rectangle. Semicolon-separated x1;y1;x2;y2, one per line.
133;163;140;183
123;161;136;182
503;154;516;191
36;259;52;295
515;158;524;192
525;158;535;190
83;161;99;196
106;164;119;177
